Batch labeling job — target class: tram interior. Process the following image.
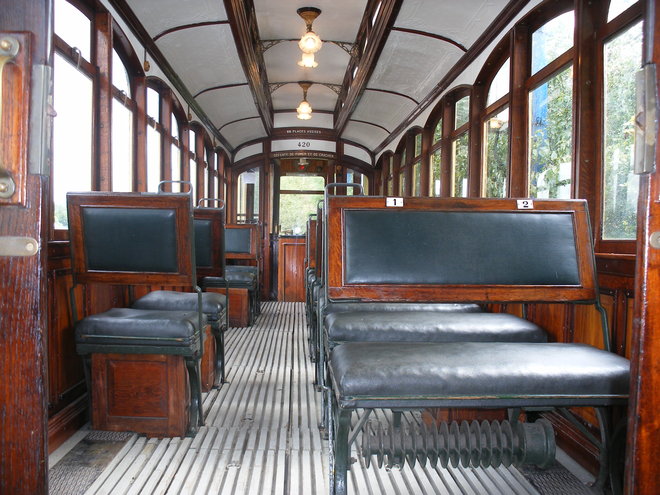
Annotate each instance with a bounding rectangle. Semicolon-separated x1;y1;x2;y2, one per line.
1;0;653;493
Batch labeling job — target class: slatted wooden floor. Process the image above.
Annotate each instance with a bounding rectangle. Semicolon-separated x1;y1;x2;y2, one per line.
52;302;555;494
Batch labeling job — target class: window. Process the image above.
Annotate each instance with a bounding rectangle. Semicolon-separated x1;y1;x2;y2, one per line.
608;0;637;22
487;59;510;106
146;87;161;192
171;113;182;192
484;108;510;198
430;149;442;196
386;155;394;195
52;53;93;229
279;175;324;234
482;59;510;198
111;52;133;192
412;161;422;196
237;168;260;223
54;0;91;60
414;133;423;157
602;20;643;239
528;66;573;198
452;133;469;197
531;12;574;75
455;96;470;128
430;118;443;196
528;11;575;198
451;93;470;197
52;0;94;229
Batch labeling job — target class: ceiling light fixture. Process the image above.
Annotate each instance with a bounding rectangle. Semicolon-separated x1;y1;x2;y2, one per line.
297;7;323;55
296;81;313;120
297;52;318;68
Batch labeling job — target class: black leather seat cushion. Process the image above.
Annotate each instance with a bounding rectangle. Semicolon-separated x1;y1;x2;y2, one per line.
325;311;547;344
330;342;629;406
226;265;258;275
203;273;256;290
325;302;482;315
75;307;203;347
132;290;226;322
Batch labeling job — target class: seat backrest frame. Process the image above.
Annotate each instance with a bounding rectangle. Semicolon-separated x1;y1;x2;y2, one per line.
67;192;196;288
324;196;598;305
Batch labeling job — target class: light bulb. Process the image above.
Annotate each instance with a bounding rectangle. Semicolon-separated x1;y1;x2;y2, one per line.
297;52;318;68
299;31;322;54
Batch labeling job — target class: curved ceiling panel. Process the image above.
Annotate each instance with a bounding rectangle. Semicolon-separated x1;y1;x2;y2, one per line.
342;121;390;151
368;31;463;102
196;86;259;130
395;0;509;48
351;90;417;133
125;0;227;37
264;42;350;87
156;24;245;95
271;83;337;113
222;119;267;150
274;112;334;129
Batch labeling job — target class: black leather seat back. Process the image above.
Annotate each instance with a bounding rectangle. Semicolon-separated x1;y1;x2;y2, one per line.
344;210;579;285
67;192;195;287
325;197;597;303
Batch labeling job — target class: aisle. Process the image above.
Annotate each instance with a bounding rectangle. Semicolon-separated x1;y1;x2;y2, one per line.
52;302;579;494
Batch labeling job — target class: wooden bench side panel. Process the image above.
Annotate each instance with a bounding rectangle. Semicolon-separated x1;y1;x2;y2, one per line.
326;197;597;303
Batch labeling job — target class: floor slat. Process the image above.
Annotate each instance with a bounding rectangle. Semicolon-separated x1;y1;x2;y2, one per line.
53;301;575;494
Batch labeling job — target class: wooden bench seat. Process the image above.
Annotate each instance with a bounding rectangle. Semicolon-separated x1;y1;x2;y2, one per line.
67;192;206;438
321;196;630;495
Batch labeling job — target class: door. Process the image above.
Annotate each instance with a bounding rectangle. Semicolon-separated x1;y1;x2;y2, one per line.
627;0;660;491
0;1;51;493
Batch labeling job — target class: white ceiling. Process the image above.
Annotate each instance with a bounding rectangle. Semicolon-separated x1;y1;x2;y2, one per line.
122;0;513;162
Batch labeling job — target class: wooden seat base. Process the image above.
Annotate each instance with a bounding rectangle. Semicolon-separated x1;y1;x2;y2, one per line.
91;353;190;438
208;287;251;327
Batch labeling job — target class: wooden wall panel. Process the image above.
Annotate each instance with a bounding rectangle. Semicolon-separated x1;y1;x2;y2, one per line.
277;237;306;302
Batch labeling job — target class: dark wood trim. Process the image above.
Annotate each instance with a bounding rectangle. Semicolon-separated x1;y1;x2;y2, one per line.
391;26;467;52
364;87;419;105
373;0;533;156
223;0;273;134
347;118;391;135
218;115;261;132
508;23;530;197
334;0;404;134
194;82;249;99
108;0;233;152
627;0;660;490
95;11;113;192
0;2;50;492
153;20;230;41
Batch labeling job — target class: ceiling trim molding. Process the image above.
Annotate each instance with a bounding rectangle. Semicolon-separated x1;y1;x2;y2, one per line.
364;87;419;105
224;0;274;133
391;27;467;52
153;21;230;42
194;82;249;98
218;115;262;132
348;118;391;135
333;0;405;134
109;0;233;152
373;0;532;155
